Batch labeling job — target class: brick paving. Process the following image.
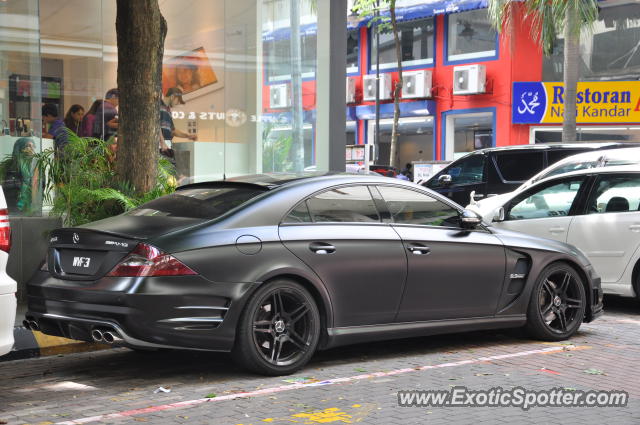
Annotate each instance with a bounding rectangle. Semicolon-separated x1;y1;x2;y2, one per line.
1;296;639;424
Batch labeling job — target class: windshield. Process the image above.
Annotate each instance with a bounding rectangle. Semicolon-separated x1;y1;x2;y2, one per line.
125;186;267;219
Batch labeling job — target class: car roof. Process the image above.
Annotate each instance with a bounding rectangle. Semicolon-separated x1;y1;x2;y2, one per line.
532;164;640;187
469;142;640;155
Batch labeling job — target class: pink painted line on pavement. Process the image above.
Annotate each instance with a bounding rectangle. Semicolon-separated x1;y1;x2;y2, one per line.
55;345;583;425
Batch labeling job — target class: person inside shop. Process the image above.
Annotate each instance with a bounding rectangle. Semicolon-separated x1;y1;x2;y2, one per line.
160;87;198;147
63;104;85;135
42;103;69;154
93;88;119;140
5;138;38;213
79;99;102;138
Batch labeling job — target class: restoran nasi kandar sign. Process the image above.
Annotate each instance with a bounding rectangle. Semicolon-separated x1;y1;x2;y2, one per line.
512;81;640;124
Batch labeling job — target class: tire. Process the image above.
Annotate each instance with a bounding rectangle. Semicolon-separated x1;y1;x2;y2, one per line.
232;279;321;376
525;262;586;341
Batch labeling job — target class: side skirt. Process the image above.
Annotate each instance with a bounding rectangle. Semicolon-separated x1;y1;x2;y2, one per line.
323;315;526;349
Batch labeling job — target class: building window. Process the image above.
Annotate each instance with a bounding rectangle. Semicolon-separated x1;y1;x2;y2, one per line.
347;29;359;74
532;127;640;143
446;9;497;63
371;17;435;71
542;3;640;81
444;111;494;160
264;33;317;82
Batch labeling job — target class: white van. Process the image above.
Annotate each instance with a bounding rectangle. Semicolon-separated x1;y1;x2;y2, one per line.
0;187;16;356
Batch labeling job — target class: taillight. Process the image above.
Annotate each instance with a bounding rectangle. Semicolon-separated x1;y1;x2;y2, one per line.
0;208;10;253
106;243;197;277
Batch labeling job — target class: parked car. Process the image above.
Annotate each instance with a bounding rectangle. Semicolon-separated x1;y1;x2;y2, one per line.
467;147;640;218
0;187;16;357
369;164;399;177
27;173;602;375
423;142;640;206
466;165;640;300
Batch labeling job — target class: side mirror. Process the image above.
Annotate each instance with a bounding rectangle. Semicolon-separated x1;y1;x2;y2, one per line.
493;207;505;222
460;209;482;229
438;174;452;186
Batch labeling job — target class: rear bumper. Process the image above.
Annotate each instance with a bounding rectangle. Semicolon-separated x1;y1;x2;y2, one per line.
26;271;258;352
0;292;17;356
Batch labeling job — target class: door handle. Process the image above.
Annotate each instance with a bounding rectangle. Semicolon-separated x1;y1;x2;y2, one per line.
309;242;335;254
549;227;565;234
630;225;640;232
407;245;431;255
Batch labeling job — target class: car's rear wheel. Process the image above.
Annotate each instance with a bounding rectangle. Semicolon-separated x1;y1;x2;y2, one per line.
232;279;321;375
525;262;586;341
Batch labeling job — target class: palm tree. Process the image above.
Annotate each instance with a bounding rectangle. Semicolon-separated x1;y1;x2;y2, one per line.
488;0;598;142
353;0;402;169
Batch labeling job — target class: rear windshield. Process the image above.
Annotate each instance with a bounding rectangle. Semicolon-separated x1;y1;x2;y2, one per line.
125;186;267;219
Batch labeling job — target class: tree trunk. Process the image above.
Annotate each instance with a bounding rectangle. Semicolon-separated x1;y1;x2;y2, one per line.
290;0;305;172
562;2;579;142
115;0;167;194
389;0;402;170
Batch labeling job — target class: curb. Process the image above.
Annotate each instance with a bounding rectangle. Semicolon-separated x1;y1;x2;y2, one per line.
0;326;109;362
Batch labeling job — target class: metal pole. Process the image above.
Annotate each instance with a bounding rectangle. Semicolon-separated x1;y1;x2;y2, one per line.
374;0;380;165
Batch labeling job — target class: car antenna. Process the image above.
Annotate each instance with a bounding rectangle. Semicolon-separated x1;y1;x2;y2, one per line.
223;173;226;181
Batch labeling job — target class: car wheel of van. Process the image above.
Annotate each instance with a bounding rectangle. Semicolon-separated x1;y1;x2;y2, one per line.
232;279;321;376
525;262;586;341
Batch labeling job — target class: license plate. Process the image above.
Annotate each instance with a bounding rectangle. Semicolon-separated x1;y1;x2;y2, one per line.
58;249;106;276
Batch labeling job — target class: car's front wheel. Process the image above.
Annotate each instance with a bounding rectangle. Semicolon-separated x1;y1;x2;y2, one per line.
232;279;321;375
525;262;586;341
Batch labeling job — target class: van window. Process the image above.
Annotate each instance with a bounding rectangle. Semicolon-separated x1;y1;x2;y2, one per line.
495;152;544;182
427;154;485;188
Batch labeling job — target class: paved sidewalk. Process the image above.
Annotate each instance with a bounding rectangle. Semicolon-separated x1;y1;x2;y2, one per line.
1;296;639;425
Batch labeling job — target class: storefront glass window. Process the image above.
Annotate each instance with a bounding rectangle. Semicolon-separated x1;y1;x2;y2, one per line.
371;17;435;70
543;3;640;81
368;117;434;167
533;127;640;143
446;9;497;62
0;0;43;216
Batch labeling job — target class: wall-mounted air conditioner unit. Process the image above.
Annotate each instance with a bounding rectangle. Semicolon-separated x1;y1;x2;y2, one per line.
270;84;291;109
363;73;392;101
346;76;358;104
402;70;432;99
453;64;486;95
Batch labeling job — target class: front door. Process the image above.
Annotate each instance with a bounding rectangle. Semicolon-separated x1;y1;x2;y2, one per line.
497;176;587;243
376;185;506;322
279;185;408;327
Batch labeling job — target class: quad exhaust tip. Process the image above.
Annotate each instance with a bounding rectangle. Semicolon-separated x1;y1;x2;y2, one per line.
23;320;39;331
91;328;123;345
91;329;104;342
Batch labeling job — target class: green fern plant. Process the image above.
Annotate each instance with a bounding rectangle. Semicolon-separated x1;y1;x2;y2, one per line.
31;131;177;227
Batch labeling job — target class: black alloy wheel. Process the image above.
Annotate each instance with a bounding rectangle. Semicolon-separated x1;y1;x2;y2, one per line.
233;279;321;375
525;262;586;341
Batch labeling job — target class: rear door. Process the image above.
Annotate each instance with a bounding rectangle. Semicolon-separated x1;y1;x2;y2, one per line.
279;184;408;327
567;173;640;284
497;176;587;243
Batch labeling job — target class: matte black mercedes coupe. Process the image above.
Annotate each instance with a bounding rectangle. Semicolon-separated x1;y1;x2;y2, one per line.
26;173;603;375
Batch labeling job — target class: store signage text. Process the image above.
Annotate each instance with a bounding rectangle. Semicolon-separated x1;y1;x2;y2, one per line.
512;81;640;124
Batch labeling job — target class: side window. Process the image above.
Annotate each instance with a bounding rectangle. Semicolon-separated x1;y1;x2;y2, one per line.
427;154;485;188
377;186;460;227
495;152;544;182
507;178;584;221
588;174;640;214
283;201;312;223
306;186;380;223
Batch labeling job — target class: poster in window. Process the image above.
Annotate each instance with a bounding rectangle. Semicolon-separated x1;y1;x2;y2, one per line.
162;47;221;102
